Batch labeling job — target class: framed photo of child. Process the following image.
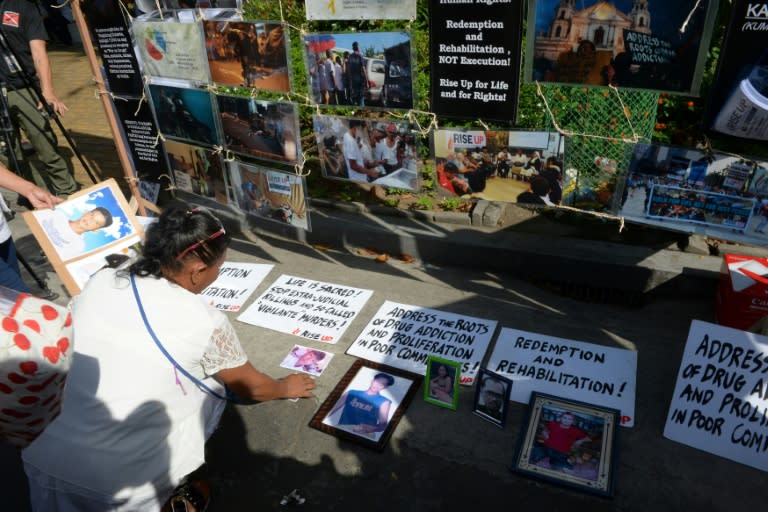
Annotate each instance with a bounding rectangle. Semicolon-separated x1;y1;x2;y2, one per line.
472;368;512;427
511;393;619;497
423;356;460;410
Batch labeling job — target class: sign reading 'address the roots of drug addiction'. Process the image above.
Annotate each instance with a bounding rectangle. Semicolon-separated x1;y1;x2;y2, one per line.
486;328;638;427
237;275;373;344
664;320;768;472
346;300;498;385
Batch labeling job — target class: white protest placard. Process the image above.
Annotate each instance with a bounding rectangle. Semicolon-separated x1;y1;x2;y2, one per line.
345;301;497;385
237;275;373;344
305;0;416;20
486;328;637;427
664;320;768;472
200;262;273;312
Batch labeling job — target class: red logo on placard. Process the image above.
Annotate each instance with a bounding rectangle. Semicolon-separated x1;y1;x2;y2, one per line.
2;11;20;27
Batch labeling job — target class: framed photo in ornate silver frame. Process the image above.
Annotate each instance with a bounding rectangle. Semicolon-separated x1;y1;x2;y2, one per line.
309;360;421;451
511;392;619;497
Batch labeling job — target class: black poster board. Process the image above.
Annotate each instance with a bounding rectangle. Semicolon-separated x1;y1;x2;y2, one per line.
429;0;523;122
705;0;768;141
80;0;143;96
113;98;169;181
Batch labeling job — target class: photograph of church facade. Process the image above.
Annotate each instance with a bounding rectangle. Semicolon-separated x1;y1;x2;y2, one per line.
528;0;716;93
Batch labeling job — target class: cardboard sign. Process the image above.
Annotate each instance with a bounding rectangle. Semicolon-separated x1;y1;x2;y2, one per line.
345;300;497;385
664;320;768;472
237;275;373;344
200;262;274;312
429;0;523;121
486;328;637;427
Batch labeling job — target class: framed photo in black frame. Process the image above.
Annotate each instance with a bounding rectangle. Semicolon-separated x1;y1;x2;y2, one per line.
472;368;512;428
309;360;421;451
511;393;619;497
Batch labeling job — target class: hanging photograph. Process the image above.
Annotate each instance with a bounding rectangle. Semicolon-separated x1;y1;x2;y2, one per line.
303;31;413;109
526;0;718;94
305;0;416;20
228;160;310;231
203;19;291;92
424;356;461;410
512;393;619;497
216;95;300;164
616;142;768;246
309;360;421;451
133;17;209;83
313;114;418;190
429;0;524;121
431;129;563;203
705;0;768;141
472;369;513;428
164;140;228;204
148;82;218;147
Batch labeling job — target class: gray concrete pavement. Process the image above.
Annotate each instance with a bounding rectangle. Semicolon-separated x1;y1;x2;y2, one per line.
2;44;766;512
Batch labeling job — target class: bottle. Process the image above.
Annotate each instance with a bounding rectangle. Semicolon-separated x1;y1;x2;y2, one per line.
712;51;768;140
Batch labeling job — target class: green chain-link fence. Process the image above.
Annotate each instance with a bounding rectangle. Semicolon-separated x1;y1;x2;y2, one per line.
538;85;659;211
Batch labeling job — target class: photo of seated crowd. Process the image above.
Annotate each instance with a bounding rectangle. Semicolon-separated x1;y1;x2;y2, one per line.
313;115;418;190
303;31;413;109
618;143;768;245
216;95;300;163
203;20;290;92
432;130;564;205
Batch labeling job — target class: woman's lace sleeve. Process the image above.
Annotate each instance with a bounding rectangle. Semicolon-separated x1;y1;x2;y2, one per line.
201;317;248;376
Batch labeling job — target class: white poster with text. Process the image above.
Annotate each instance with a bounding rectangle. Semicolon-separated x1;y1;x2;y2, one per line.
486;328;637;427
345;300;497;385
237;274;373;344
664;320;768;472
305;0;416;20
200;262;273;312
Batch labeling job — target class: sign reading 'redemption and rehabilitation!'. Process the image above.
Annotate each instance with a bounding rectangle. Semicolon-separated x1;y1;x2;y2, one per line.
664;320;768;472
237;274;373;344
486;327;638;427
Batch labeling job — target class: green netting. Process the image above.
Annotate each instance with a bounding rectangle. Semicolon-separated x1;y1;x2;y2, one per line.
538;85;659;211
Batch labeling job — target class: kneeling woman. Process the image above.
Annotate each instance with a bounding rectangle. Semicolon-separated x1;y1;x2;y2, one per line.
23;204;315;510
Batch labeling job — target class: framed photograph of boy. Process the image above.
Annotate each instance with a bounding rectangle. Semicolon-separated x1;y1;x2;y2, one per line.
310;360;420;451
511;393;619;497
22;179;144;295
472;368;512;427
423;356;460;410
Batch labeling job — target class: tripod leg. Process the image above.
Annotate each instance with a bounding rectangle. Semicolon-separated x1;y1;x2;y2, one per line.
16;252;59;301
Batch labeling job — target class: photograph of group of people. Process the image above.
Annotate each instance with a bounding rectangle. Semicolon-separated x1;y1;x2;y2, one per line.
528;0;716;94
304;31;413;109
313;114;418;190
217;95;300;163
432;129;564;205
227;160;310;230
617;143;768;245
204;20;290;91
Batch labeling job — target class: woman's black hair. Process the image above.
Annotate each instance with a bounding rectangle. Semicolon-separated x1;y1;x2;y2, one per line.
128;202;231;278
